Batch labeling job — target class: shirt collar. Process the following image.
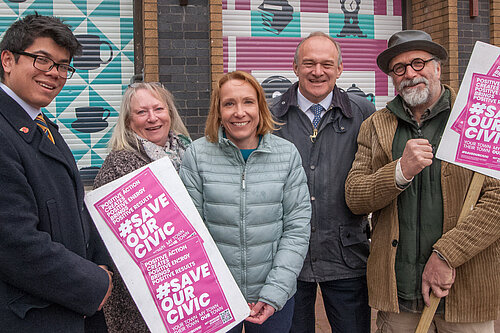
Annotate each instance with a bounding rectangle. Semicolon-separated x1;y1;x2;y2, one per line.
297;87;333;112
0;82;41;120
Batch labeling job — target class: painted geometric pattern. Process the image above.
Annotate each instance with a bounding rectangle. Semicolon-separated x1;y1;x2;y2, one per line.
223;0;402;109
0;0;133;174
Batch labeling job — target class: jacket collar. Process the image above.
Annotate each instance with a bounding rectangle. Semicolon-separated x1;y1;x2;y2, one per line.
217;126;272;153
0;88;60;143
0;87;79;184
273;81;353;118
0;88;38;144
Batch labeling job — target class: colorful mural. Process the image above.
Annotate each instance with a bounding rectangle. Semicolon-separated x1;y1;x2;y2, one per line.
0;0;133;182
222;0;402;108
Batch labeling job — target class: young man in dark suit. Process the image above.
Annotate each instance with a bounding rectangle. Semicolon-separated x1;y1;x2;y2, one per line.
0;14;112;332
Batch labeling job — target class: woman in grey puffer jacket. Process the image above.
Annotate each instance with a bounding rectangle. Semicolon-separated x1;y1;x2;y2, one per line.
180;71;311;333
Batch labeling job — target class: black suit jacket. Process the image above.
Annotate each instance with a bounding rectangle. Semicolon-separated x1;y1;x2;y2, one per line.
0;88;110;332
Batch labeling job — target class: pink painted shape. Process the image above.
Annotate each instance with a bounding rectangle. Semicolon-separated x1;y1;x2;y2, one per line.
231;37;389;96
301;0;328;13
374;0;387;16
235;0;250;11
340;39;389;95
451;108;467;133
393;0;402;16
375;70;389;96
234;37;299;71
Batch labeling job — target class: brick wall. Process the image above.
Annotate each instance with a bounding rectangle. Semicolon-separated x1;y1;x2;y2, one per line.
144;0;159;82
410;0;459;92
491;0;500;46
157;0;211;139
210;0;223;89
457;0;489;82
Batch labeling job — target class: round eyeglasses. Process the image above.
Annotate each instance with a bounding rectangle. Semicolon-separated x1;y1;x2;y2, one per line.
390;58;436;76
12;50;76;79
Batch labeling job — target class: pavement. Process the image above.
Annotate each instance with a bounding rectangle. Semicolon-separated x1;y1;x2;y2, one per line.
314;289;499;332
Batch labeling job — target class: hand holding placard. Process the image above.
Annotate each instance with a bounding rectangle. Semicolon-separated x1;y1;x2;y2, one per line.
246;301;275;325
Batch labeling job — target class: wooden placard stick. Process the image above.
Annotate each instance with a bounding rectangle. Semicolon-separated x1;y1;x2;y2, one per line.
415;172;486;333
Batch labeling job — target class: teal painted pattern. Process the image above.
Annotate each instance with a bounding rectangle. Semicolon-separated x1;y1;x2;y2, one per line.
251;11;301;37
0;0;133;173
329;13;374;39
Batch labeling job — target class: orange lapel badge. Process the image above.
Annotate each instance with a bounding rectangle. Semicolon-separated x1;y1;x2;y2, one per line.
19;127;29;133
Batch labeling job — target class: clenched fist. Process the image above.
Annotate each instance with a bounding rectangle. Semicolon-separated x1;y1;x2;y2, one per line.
400;139;433;179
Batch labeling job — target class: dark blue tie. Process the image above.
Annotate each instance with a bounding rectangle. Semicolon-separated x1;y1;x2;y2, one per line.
311;104;324;129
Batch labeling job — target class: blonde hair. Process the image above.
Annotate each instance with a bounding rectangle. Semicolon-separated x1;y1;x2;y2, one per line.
109;82;189;151
205;71;278;143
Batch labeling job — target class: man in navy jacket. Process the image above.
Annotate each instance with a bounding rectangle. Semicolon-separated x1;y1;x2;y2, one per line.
270;32;374;332
0;14;112;332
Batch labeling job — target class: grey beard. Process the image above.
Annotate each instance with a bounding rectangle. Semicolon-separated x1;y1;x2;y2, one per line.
398;77;430;107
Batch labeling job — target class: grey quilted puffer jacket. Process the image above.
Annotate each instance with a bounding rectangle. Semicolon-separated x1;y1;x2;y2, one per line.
179;130;311;310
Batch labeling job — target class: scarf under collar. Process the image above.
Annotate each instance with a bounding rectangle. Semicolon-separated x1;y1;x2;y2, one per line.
136;131;190;171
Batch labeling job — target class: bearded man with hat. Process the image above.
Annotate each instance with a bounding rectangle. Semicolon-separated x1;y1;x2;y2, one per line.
345;30;500;332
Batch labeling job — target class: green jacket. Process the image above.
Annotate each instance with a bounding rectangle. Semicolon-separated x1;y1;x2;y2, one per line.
387;89;451;301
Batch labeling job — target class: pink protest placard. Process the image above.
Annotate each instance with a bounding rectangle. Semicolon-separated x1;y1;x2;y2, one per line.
86;159;250;332
455;73;500;171
95;168;198;261
451;55;500;134
93;168;237;332
142;236;235;333
92;167;238;332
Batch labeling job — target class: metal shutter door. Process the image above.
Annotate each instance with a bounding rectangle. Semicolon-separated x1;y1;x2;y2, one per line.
222;0;402;109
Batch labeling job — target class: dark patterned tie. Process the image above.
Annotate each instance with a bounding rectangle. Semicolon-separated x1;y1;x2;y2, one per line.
310;104;324;129
35;113;55;144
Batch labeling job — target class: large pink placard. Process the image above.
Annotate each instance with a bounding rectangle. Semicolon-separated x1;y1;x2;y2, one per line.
455;73;500;171
93;168;235;332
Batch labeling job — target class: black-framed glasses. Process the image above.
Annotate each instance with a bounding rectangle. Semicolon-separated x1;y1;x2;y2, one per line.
12;51;76;79
390;58;436;76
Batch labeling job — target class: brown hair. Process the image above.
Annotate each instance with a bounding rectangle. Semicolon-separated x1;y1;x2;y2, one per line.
205;71;278;143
